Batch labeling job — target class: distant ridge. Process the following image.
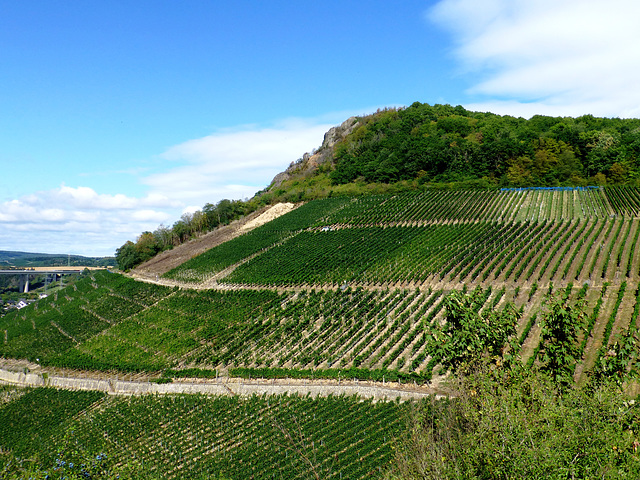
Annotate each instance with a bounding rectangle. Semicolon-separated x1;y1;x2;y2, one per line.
0;250;113;268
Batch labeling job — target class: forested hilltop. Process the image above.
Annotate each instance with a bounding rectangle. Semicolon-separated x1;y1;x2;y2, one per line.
327;102;640;187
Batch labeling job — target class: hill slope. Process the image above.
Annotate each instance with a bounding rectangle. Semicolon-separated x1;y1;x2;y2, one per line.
4;186;640;478
132;202;297;279
0;250;112;267
4;187;640;386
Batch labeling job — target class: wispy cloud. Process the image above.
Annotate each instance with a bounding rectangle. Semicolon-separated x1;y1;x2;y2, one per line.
429;0;640;117
0;186;175;256
143;118;336;205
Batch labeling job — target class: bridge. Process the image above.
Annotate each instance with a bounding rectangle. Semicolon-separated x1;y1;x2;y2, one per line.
0;267;108;293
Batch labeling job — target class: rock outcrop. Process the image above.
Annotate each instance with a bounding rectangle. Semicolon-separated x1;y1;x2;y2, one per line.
268;116;359;189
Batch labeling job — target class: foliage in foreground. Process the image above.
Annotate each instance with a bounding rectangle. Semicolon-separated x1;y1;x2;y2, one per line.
425;289;519;374
388;367;640;480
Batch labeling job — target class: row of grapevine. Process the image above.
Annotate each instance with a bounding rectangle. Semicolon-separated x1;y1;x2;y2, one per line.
7;279;497;376
159;189;630;288
604;186;640;216
0;271;174;365
163;198;351;283
215;219;640;288
0;387;105;459
6;272;640;385
23;280;562;381
0;388;411;479
317;188;612;227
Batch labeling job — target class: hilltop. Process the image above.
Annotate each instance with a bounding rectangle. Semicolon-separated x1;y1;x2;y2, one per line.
260;102;640;203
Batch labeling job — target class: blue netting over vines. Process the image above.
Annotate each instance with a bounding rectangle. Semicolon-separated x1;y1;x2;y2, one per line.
499;186;599;192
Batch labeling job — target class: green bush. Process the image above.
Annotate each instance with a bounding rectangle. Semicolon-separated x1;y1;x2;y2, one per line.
388;368;640;480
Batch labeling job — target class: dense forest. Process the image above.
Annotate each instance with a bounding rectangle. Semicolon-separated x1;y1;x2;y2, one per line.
330;103;640;187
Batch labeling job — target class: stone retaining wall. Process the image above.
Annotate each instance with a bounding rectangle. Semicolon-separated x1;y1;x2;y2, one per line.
0;367;436;400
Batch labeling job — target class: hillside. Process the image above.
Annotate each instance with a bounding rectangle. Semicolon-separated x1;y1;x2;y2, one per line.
116;104;640;273
7;104;640;478
132;202;297;279
3;186;640;477
4;187;637;382
0;250;113;268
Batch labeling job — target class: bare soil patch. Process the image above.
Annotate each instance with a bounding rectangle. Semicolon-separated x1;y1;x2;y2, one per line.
132;203;298;278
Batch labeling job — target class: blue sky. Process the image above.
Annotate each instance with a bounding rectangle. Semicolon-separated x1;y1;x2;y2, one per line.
2;0;640;256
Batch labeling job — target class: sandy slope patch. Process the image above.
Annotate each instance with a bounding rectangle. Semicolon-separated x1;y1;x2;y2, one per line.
239;203;296;232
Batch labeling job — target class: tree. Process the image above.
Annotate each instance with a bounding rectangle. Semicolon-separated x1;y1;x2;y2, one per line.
172;214;193;243
216;199;234;225
202;203;220;230
135;231;160;264
152;224;174;250
115;241;139;271
191;210;206;236
609;162;627;183
426;290;519;374
585;130;620;177
506;156;533;186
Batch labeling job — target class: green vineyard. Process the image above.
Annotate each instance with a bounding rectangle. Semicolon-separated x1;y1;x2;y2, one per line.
4;186;640;478
0;386;408;479
164;187;640;288
5;187;640;381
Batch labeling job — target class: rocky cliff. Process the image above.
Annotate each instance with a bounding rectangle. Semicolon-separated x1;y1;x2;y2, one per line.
268;116;359;189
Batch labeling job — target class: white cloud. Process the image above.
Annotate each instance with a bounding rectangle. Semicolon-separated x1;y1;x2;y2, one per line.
55;185;178;210
0;186;174;256
161;111;379;201
143;118;337;206
0;115;352;256
429;0;640;117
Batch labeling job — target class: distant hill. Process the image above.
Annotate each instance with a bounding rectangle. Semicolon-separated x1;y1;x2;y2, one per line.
0;250;114;268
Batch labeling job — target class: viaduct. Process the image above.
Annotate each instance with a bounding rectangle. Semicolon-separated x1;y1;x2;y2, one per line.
0;267;106;293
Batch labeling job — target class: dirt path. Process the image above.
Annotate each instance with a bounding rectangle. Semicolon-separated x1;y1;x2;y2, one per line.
575;287;615;382
610;285;637;340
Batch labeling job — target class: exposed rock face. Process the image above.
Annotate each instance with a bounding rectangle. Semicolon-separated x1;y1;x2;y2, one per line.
268;116;359;189
322;116;358;151
270;171;291;190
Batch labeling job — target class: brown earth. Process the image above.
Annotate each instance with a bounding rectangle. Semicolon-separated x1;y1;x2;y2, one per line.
132;203;298;279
